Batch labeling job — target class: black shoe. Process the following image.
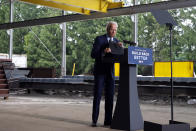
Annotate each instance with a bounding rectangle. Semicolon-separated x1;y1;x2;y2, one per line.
104;122;111;127
91;122;97;127
103;124;111;128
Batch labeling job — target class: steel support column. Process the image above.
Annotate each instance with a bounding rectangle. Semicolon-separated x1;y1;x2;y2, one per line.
61;11;66;77
133;0;138;76
9;0;14;59
133;0;138;45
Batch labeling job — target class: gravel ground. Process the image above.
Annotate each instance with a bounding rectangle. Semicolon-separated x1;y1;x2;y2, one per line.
0;93;195;131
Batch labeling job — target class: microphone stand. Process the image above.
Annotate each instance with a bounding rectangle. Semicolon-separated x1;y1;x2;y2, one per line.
166;23;174;121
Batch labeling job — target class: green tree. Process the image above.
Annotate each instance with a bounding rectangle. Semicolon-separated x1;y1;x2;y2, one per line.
0;1;10;53
24;24;62;70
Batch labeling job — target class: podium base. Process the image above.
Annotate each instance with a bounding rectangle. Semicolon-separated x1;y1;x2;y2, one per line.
144;120;190;131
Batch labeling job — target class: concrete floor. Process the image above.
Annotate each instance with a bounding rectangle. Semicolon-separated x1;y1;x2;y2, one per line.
0;95;195;131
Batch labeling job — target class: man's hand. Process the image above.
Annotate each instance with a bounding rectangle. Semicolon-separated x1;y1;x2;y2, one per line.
104;48;111;53
117;42;124;48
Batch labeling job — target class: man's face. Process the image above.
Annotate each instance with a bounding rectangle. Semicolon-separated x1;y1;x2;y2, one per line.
108;24;117;37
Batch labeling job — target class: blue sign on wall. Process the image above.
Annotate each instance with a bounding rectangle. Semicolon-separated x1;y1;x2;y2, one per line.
128;46;153;65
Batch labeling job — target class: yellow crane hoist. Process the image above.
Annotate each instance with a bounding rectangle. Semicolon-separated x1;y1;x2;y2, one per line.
19;0;124;15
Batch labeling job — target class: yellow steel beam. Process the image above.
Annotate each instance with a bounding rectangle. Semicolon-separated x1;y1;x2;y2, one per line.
19;0;123;15
19;0;90;15
108;1;124;9
48;0;108;12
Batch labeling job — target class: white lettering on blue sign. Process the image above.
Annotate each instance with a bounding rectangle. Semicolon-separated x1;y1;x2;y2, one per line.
128;46;153;65
134;56;148;61
132;51;149;57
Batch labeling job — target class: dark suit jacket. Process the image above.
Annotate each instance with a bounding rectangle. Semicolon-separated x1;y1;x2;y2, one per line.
91;34;119;76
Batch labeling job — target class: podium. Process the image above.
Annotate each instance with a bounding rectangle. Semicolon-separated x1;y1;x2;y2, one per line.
109;46;190;131
111;47;153;131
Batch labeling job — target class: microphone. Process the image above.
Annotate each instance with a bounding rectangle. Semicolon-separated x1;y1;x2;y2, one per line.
123;40;136;46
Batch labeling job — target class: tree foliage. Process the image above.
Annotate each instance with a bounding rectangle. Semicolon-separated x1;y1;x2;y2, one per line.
0;0;196;76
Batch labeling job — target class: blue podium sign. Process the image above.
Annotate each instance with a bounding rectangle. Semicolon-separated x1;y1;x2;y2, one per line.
128;46;153;65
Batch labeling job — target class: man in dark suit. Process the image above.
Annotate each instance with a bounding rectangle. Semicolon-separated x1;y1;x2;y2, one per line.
91;21;123;127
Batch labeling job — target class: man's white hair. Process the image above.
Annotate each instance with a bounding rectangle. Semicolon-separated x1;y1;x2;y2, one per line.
106;21;118;31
